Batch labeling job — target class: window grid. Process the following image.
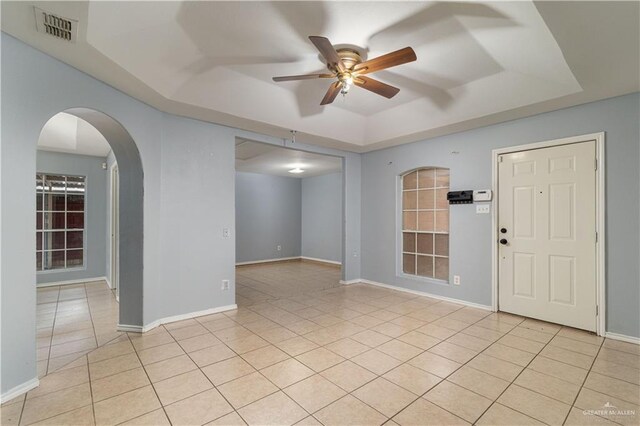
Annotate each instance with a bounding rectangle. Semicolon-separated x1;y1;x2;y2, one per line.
401;168;449;281
36;174;85;271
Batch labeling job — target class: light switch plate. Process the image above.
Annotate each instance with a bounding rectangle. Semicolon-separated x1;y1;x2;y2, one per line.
476;204;490;214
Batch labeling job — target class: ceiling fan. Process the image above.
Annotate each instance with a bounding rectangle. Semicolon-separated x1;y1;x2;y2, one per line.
272;36;417;105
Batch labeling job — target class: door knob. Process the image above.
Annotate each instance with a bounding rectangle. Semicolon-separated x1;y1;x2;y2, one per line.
499;239;508;245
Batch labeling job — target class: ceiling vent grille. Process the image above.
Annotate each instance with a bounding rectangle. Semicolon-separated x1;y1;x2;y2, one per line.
34;7;77;43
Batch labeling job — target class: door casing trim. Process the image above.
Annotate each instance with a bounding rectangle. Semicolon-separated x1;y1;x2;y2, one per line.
491;132;606;336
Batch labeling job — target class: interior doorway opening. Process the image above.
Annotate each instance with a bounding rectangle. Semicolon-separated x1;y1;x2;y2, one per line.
234;138;345;306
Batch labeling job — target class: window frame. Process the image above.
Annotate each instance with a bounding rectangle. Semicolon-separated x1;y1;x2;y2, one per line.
36;172;88;273
397;167;450;283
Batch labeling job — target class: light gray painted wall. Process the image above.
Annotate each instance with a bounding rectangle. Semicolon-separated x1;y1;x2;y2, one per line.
1;33;360;395
236;172;301;263
361;92;640;338
301;173;343;263
36;151;108;285
105;150;117;287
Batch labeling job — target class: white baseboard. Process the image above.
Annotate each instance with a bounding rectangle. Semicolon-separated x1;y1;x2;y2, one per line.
605;332;640;345
1;377;39;404
358;279;493;311
300;256;342;266
339;279;361;285
123;304;239;333
236;257;300;266
36;276;107;288
105;277;112;289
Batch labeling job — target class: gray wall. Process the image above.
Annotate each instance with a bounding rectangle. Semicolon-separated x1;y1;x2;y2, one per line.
36;151;108;285
1;33;361;396
361;92;640;338
302;173;343;263
235;172;302;263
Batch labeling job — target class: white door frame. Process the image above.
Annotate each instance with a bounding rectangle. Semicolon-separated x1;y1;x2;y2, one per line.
491;132;606;336
110;162;119;301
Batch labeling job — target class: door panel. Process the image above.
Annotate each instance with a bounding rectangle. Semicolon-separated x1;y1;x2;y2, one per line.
498;141;596;331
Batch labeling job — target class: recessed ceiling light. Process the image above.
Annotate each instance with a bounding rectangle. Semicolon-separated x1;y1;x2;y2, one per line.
288;168;305;174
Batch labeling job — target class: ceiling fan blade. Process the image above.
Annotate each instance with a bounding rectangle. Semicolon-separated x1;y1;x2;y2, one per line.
309;36;346;73
320;81;343;105
354;76;400;99
273;73;335;82
353;47;417;75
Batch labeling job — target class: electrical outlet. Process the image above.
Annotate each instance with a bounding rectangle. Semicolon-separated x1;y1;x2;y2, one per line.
453;275;461;285
277;245;282;251
221;280;230;291
222;228;230;238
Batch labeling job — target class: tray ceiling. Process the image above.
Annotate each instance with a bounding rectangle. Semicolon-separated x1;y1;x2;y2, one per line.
2;1;638;152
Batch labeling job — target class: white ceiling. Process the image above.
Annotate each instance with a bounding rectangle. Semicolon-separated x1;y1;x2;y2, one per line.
236;139;341;178
38;112;111;157
3;1;638;152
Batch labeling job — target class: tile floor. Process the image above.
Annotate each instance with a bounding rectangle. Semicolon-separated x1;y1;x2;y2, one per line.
34;280;122;378
2;263;639;425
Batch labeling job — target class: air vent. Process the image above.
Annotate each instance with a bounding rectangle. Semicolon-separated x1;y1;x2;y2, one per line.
34;7;77;43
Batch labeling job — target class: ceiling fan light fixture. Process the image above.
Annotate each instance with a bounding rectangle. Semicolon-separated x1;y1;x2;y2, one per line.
288;168;305;174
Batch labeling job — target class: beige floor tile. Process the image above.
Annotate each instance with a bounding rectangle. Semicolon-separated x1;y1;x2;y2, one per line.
314;395;387;426
87;340;134;364
168;323;210;341
321;360;377;392
443;333;491;352
30;405;94;426
371;322;408;338
351;330;393;347
218;372;278;409
275;336;319;357
558;327;604;346
352;377;416;417
324;338;370;358
550;335;601;357
144;354;197;383
497;384;571;425
483;343;535;367
238;391;308;426
574;387;640;426
383;364;442;396
206;411;247;425
376;339;423;362
164;319;200;330
164;388;233;425
417;324;458;340
241;345;290;370
408;351;462;378
89;352;141;380
396;331;441;350
0;400;23;425
564;407;618;425
520;318;562;334
508;326;555;344
189;343;237;367
284;374;346;413
476;403;544;425
49;337;97;359
201;356;256;386
460;325;505;342
259;326;298;343
295;347;345;372
137;342;185;365
21;382;92;425
212;326;254;342
603;339;640;356
178;333;222;353
498;334;545;354
591;358;640;385
120;409;171;425
424;381;492;423
294;415;322;426
515;368;581;404
261;358;315;388
153;369;213;406
448;366;510;400
393;398;469;426
91;367;150;402
226;335;270;354
540;344;595;369
129;333;173;353
428;341;477;364
584;371;640;404
528;355;589;385
27;365;89;399
597;347;640;369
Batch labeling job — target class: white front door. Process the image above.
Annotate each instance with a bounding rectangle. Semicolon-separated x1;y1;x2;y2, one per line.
498;140;597;331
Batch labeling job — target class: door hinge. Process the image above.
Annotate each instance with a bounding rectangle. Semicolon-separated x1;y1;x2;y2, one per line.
499;156;504;163
595;231;598;243
596;305;599;316
595;158;598;171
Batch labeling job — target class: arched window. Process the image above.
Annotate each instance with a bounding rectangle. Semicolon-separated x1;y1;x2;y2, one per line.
401;168;449;281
